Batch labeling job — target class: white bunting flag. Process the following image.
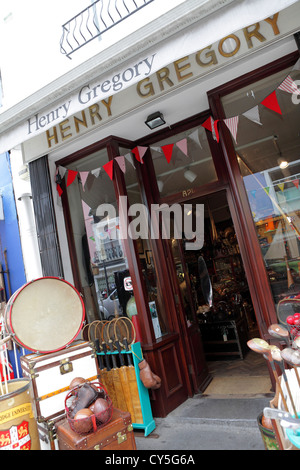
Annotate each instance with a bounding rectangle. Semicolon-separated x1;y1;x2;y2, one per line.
150;146;163;153
188;130;203;148
278;75;300;95
292;58;300;71
115;156;126;173
176;138;188;156
124;152;135;168
80;171;89;191
91;168;101;178
58;166;67;178
242;106;262;125
224;116;239;144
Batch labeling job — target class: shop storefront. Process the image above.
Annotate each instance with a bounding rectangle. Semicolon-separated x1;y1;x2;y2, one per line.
10;4;300;418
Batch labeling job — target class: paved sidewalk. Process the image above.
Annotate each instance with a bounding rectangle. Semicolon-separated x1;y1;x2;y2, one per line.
135;395;272;450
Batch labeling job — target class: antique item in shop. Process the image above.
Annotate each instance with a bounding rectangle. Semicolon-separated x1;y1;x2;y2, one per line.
69;382;99;418
0;378;40;450
73;409;94;434
65;381;112;434
56;408;136;450
20;341;99;450
138;359;161;390
4;277;85;353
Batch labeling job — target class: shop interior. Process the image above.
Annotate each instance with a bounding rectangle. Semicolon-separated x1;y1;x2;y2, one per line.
170;191;271;392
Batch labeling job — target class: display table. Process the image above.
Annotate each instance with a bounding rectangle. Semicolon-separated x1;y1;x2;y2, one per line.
199;316;248;359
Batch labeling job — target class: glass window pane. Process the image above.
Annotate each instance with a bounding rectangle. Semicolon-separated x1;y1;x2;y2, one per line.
120;148;170;339
150;125;217;197
222;65;300;326
66;148;130;321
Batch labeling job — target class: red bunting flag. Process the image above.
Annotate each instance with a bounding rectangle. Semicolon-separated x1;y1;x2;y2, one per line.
292;179;299;189
67;169;78;187
56;184;63;197
201;116;213;132
161;144;174;163
261;91;282;115
103;160;114;180
213;119;220;143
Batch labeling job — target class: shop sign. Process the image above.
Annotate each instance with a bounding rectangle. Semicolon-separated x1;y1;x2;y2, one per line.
18;3;300;162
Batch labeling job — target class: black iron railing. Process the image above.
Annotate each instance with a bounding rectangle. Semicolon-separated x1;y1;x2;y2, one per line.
60;0;155;59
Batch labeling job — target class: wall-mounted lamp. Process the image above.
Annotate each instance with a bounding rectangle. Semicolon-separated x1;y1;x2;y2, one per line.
184;168;197;183
145;112;166;130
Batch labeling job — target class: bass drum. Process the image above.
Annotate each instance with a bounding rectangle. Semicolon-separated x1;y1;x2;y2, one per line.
4;277;85;353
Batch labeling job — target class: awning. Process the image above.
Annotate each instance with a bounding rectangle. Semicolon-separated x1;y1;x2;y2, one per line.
0;0;299;155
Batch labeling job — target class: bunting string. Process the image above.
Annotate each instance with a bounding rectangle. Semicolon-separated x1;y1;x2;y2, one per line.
55;59;300;196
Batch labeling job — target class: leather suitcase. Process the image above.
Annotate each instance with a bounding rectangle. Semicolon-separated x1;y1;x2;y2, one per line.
55;408;136;450
20;340;99;450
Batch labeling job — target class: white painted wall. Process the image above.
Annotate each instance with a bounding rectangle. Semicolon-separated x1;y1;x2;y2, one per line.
0;0;186;109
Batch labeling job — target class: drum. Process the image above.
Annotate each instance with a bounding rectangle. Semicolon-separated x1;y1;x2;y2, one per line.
4;277;85;354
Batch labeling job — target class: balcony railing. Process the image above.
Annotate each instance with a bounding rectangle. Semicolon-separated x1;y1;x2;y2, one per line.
60;0;155;59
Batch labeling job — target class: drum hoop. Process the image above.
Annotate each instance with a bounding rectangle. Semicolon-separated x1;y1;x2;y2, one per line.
5;277;85;353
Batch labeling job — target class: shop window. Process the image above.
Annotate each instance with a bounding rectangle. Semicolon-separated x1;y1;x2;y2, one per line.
65;147;130;322
221;64;300;326
120;148;170;339
150;125;217;198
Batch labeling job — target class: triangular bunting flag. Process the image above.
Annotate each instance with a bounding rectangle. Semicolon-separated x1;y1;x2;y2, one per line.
67;169;78;187
212;119;220;143
278;75;300;95
102;160;114;180
223;116;239;144
56;184;63;197
292;179;299;189
115;156;126;173
124;152;135;168
250;190;257;198
277;183;285;192
91;168;101;178
261;91;282;115
188;130;202;149
138;146;147;162
150;146;163;153
176;138;188;156
80;171;89;191
161;144;174;163
201;116;213;132
242;106;262;125
292;58;300;71
58;166;67;178
132;146;147;164
264;187;270;195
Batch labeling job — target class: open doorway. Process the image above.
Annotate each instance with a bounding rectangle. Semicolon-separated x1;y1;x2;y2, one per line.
171;190;272;395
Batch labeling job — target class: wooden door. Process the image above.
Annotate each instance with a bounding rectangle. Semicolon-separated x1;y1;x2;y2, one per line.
166;236;211;393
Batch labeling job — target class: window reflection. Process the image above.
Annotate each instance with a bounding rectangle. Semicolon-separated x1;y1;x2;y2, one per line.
120;148;170;339
222;64;300;325
150;125;217;197
66;148;129;321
